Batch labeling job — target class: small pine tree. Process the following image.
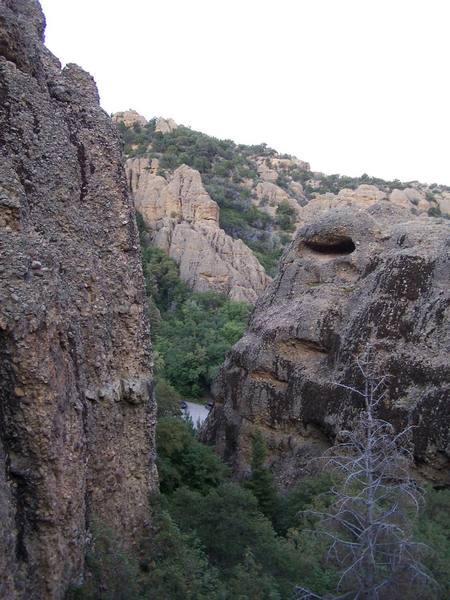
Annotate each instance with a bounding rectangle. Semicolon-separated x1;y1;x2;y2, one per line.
246;430;279;523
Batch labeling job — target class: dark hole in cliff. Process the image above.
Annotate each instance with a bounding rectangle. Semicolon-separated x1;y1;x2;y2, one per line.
304;235;356;255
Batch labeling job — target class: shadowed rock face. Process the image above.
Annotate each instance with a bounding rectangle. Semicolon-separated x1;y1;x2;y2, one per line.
202;202;450;488
0;2;157;598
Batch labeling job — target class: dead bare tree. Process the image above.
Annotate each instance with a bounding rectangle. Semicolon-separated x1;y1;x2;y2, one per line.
295;352;436;600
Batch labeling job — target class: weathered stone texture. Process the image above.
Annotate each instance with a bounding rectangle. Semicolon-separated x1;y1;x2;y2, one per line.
202;203;450;488
154;116;178;134
126;159;270;303
0;2;157;598
111;109;147;128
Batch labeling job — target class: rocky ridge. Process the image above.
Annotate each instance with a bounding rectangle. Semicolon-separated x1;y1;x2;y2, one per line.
111;108;147;128
126;158;270;303
201;203;450;487
114;111;450;285
297;183;450;227
0;2;156;598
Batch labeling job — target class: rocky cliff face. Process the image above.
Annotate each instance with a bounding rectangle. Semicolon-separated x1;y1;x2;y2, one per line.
126;158;270;303
0;2;157;598
202;203;450;487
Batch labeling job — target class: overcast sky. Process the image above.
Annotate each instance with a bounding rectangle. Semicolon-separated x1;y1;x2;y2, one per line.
40;0;449;185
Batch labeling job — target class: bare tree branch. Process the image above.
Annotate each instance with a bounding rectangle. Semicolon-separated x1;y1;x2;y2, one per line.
297;348;438;599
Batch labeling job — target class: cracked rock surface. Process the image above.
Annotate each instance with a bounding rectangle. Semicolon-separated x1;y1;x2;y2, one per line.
126;159;270;303
202;203;450;488
0;1;157;598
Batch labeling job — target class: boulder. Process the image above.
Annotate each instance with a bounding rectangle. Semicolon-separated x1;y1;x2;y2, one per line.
154;116;178;134
389;187;429;212
254;181;302;220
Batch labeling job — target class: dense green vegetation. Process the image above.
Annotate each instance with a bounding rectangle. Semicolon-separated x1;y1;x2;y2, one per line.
137;214;251;400
70;414;450;599
156;417;229;494
70;418;337;599
244;430;280;524
155;291;250;398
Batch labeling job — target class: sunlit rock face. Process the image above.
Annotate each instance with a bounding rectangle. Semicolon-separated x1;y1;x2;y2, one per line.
126;158;271;303
154;116;178;133
0;1;157;597
202;202;450;488
296;183;450;229
112;109;147;128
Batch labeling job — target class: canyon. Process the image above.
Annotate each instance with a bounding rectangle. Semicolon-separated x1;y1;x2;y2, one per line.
0;1;449;597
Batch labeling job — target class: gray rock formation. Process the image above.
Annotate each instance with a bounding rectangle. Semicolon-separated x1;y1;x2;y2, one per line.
0;2;157;598
126;159;270;303
202;203;450;487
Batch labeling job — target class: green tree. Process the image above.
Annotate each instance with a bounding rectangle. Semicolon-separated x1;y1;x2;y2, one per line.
277;473;333;535
415;487;450;598
155;376;181;418
141;246;188;312
140;509;220;599
168;483;306;597
155;292;250;397
225;550;281;599
156;417;229;494
276;201;296;232
245;430;279;524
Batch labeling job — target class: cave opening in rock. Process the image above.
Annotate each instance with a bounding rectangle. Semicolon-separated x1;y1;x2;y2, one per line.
304;235;356;255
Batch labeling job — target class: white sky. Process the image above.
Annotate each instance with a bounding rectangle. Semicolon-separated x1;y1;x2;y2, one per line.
39;0;450;185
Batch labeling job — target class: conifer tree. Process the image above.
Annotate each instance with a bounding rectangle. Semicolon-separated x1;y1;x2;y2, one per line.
246;430;279;523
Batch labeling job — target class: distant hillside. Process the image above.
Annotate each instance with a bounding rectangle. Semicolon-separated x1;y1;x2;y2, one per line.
115;111;450;275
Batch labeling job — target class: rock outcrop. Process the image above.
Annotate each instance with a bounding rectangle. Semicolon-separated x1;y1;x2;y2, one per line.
202;203;450;487
154;116;178;134
255;181;302;219
111;109;147;128
126;159;270;303
0;2;156;598
294;183;449;229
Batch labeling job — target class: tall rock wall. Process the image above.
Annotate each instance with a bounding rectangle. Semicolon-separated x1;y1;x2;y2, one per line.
0;2;157;598
126;158;270;303
202;203;450;487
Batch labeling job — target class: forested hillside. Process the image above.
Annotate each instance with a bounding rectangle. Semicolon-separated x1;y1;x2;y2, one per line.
119;117;301;274
117;113;450;274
